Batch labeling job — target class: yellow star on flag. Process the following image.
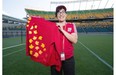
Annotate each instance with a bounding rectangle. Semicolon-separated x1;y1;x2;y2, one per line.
30;26;34;30
30;50;33;55
29;44;34;49
27;21;30;23
29;31;32;34
39;50;43;55
33;36;37;40
43;48;46;51
35;46;39;50
26;24;29;27
34;25;37;29
28;17;32;21
29;39;33;43
41;43;45;48
34;30;37;34
38;36;43;40
34;52;39;58
35;41;39;45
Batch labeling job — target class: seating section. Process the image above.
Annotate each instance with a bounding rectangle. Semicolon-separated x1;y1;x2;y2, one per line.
25;8;113;20
76;21;113;32
3;23;26;30
25;8;113;33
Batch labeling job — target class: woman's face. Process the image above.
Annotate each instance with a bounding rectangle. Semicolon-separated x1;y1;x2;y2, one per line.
57;9;67;22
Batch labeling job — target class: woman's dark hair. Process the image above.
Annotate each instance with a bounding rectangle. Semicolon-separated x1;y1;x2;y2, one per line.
55;5;67;17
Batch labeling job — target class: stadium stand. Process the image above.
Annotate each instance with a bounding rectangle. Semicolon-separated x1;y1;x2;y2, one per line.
25;8;113;20
25;8;113;33
2;14;27;38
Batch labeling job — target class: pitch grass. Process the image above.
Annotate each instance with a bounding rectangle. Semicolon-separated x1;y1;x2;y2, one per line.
3;33;113;75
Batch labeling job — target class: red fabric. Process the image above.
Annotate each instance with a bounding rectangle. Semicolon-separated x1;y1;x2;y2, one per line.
60;23;75;59
26;16;61;71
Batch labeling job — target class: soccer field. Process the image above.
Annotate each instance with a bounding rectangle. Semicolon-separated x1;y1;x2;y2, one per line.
3;33;113;75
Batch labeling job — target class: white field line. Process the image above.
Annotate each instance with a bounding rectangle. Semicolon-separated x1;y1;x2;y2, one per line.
3;48;25;57
3;43;25;50
78;41;113;70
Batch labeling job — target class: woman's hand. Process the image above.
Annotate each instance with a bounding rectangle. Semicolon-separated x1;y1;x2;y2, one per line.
58;25;64;32
56;23;78;44
56;23;65;33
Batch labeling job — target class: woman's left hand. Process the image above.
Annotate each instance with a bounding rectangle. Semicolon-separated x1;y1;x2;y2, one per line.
58;25;64;32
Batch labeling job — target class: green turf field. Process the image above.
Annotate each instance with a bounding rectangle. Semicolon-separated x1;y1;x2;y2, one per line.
3;33;113;75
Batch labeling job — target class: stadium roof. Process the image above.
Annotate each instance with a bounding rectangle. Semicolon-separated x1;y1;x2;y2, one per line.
2;14;27;23
50;0;114;11
22;0;113;23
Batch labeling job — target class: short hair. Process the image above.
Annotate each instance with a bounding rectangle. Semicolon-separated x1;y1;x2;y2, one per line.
55;5;67;17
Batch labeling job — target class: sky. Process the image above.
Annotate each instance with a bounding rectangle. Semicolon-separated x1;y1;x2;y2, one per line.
2;0;114;19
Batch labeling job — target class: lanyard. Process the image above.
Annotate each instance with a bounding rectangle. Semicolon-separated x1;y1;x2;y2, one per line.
61;24;66;61
62;25;66;52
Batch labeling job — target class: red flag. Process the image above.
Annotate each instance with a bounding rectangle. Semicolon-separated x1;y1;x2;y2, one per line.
26;16;62;71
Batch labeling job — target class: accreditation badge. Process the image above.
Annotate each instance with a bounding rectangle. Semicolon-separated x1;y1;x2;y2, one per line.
60;52;65;61
68;28;72;32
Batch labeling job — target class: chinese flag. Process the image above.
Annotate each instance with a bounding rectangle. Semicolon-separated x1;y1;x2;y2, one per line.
26;16;62;71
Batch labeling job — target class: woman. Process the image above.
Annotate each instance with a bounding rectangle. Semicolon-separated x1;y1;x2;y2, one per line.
51;5;78;75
